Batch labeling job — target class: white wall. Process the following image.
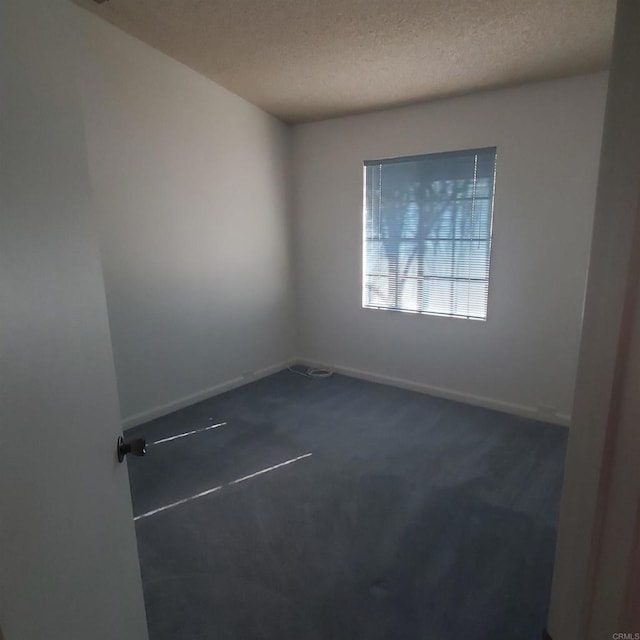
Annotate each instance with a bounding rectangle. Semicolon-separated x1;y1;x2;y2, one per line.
292;74;608;422
549;0;640;636
72;6;606;426
74;8;295;426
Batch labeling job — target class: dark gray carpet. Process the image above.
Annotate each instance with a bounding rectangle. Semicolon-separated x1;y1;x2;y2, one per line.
126;370;567;640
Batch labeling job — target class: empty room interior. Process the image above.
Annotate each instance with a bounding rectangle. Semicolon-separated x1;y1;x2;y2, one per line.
3;1;640;640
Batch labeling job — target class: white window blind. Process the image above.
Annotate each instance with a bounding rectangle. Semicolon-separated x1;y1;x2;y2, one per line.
363;147;497;320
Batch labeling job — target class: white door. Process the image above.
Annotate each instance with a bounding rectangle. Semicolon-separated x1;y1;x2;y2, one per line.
0;2;148;639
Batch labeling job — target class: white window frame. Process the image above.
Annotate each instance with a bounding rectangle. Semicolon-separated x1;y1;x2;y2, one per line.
362;147;497;321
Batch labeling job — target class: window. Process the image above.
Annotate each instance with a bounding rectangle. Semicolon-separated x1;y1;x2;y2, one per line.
363;147;497;320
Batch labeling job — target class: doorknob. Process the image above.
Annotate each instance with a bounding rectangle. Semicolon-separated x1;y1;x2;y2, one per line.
117;436;146;463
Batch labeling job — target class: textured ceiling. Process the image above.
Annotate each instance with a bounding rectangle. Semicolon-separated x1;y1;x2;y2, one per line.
73;0;616;123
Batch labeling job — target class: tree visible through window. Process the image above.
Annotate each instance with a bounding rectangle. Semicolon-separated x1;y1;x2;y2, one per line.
363;147;497;320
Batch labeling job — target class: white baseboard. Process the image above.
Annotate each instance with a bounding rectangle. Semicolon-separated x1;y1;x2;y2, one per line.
123;356;571;429
298;358;571;427
122;358;296;429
